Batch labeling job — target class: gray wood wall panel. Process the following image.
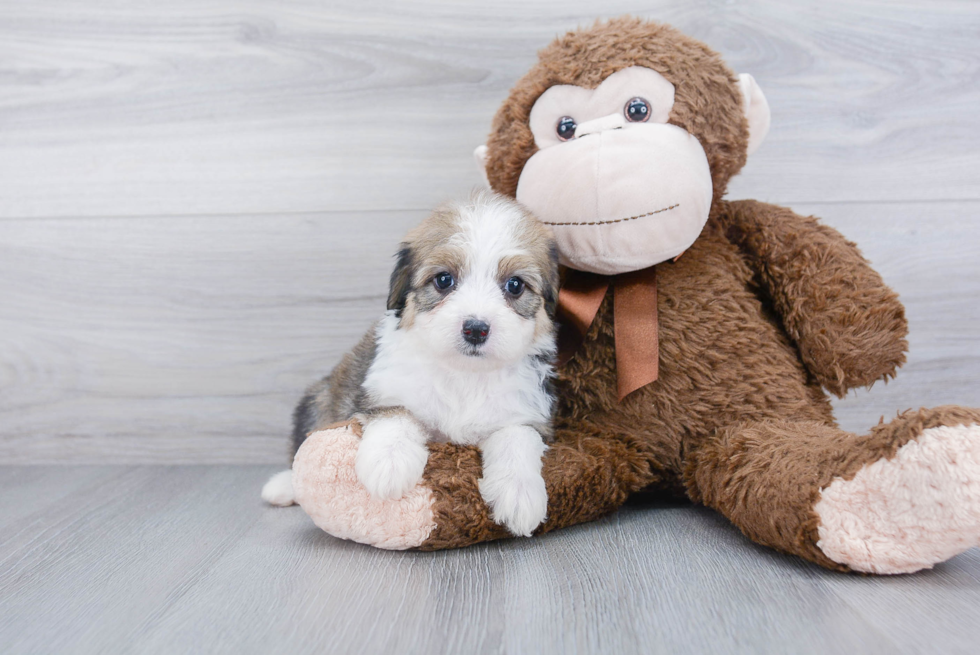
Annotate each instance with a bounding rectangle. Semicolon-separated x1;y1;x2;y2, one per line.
0;210;424;462
0;0;978;219
1;0;978;462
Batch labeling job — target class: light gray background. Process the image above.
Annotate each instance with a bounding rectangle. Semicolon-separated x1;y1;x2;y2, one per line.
1;1;978;653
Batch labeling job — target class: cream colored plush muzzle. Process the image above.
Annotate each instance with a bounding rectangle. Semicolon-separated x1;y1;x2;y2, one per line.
474;66;770;276
515;120;712;275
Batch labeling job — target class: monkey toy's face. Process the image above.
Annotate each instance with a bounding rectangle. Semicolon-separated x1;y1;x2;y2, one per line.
518;66;712;275
476;22;771;276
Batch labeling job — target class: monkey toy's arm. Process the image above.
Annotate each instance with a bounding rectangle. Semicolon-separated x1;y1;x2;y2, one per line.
417;420;659;549
720;199;908;396
290;418;659;550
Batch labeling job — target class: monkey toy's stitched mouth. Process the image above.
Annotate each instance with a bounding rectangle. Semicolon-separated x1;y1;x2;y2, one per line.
539;203;679;227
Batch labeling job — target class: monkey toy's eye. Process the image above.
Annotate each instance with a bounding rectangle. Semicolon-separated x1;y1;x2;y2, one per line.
505;276;525;297
556;116;577;141
625;97;651;122
433;272;455;291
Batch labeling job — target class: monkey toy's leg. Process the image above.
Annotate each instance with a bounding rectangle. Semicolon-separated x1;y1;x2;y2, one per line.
684;406;980;573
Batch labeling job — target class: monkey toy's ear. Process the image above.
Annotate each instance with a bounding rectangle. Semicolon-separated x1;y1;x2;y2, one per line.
738;73;771;155
473;144;490;186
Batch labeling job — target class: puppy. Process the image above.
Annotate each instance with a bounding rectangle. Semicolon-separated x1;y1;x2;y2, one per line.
262;191;560;537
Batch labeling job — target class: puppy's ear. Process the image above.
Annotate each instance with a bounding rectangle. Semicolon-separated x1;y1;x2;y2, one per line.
542;242;561;319
387;245;414;317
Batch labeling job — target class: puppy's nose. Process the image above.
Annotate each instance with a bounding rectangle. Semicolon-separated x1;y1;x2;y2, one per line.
461;319;490;346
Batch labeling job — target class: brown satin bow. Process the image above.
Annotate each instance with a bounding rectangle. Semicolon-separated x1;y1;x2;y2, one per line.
556;266;660;401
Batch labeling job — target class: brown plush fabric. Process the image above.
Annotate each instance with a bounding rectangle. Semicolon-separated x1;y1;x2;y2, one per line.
421;416;667;551
408;18;978;571
417;442;509;549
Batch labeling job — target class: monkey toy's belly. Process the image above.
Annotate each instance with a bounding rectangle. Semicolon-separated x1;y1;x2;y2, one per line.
553;228;835;485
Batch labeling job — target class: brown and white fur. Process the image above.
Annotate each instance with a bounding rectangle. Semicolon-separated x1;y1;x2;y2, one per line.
262;191;560;537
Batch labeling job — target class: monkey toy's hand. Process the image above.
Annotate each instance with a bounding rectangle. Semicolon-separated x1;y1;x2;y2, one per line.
722;199;909;396
290;420;507;549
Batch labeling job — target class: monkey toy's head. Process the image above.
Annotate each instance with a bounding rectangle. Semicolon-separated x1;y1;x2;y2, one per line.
474;18;770;275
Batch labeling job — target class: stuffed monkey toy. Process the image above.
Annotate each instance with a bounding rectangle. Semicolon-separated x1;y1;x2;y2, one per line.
289;18;980;574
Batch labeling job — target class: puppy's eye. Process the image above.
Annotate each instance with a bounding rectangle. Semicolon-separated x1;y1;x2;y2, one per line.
433;272;455;291
625;97;650;123
556;116;577;141
505;277;525;297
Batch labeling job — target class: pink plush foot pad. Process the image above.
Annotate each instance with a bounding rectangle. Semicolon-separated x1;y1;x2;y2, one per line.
815;423;980;574
292;424;436;549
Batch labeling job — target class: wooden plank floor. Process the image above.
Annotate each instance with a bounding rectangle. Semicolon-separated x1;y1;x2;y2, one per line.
1;466;978;655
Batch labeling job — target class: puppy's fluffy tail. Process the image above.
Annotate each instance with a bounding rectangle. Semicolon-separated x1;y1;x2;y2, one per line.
261;469;296;507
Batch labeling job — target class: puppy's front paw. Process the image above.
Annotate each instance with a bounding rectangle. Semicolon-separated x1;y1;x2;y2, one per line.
355;416;429;500
479;470;548;537
478;425;549;537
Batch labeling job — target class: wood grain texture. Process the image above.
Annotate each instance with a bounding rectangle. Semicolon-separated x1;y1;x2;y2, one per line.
0;466;977;654
0;209;425;463
0;0;978;219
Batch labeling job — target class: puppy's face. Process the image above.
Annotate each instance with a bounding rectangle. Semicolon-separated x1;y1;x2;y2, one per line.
387;193;559;368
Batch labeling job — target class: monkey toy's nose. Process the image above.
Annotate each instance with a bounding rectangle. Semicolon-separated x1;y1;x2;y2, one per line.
575;112;627;138
462;319;491;345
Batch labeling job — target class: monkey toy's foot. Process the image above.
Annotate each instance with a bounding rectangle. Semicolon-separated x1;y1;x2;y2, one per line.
814;410;980;574
291;422;438;549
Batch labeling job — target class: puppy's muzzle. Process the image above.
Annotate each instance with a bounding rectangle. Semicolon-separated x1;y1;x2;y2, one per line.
462;319;490;346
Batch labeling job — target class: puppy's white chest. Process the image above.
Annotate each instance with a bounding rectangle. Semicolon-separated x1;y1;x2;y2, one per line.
363;321;552;444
